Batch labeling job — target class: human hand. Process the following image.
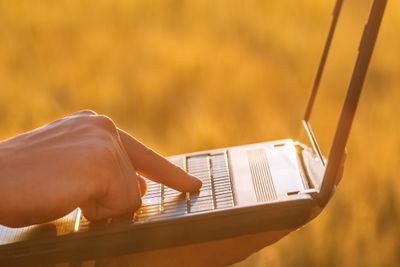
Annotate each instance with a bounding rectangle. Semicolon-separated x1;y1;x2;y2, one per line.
0;109;299;266
0;110;201;227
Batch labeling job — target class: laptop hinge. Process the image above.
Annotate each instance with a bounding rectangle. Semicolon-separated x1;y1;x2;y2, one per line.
299;189;319;198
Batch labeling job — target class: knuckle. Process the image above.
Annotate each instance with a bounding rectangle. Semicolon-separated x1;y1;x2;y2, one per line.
77;109;98;116
69;109;98;117
90;115;118;135
66;113;117;138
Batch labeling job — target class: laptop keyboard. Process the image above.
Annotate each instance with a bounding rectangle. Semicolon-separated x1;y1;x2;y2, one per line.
134;151;236;222
0;152;235;243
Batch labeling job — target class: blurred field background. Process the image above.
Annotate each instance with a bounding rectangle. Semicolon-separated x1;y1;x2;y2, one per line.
0;0;399;266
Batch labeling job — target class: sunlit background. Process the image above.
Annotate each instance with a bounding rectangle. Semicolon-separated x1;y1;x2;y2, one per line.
0;0;399;266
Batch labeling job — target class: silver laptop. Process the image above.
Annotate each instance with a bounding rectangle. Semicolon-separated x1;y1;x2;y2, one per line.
0;0;387;265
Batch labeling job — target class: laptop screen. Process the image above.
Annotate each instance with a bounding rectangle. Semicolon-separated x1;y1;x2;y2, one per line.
305;0;373;158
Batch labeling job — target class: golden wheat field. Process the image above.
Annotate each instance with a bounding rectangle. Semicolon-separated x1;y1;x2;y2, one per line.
0;0;399;266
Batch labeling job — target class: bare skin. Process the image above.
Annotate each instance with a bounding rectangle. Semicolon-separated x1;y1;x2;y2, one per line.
0;110;303;266
0;110;202;226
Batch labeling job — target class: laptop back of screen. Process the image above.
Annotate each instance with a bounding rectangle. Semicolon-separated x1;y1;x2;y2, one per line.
301;0;387;206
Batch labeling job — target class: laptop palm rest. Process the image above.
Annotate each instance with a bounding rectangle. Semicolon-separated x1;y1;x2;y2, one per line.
229;140;305;206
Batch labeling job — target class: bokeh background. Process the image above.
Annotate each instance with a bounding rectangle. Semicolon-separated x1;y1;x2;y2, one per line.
0;0;399;266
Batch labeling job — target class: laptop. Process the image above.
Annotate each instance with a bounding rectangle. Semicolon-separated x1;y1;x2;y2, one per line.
0;0;387;265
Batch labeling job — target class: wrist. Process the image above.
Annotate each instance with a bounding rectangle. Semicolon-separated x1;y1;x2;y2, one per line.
0;139;17;170
0;139;24;226
0;141;9;225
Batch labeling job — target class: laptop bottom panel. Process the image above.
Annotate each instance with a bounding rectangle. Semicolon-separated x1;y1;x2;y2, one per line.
0;199;314;266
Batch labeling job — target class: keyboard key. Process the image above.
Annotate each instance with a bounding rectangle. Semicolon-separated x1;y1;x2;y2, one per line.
162;186;186;202
190;196;214;213
168;156;185;169
134;152;235;221
162;201;187;216
142;196;161;206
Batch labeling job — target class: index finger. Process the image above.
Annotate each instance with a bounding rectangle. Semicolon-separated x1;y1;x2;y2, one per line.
117;129;202;192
